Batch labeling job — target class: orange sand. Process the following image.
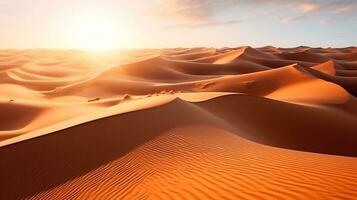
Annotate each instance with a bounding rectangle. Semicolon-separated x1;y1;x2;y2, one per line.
1;47;357;199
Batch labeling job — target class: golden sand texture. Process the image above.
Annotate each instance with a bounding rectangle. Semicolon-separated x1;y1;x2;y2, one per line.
1;47;357;199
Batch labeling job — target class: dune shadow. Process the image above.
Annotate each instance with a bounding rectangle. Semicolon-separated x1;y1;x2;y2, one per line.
0;99;226;200
1;94;357;200
197;94;357;158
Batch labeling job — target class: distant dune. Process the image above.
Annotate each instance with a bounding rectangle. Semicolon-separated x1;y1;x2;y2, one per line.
1;47;357;199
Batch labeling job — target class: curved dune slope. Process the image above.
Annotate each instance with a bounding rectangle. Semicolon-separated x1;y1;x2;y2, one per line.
1;47;357;199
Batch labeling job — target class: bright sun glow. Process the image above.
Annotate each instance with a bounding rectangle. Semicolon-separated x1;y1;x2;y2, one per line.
69;12;123;51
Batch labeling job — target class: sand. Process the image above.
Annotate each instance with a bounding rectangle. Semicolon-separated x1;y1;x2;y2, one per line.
1;47;357;199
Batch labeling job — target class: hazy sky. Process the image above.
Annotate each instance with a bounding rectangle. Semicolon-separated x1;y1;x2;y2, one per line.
0;0;356;49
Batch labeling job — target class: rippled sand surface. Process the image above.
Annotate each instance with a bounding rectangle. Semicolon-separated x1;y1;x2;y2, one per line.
1;46;357;199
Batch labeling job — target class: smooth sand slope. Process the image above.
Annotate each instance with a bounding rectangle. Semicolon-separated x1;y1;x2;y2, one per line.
1;47;357;199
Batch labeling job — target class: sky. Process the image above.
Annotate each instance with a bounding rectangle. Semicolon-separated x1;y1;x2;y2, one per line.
0;0;356;50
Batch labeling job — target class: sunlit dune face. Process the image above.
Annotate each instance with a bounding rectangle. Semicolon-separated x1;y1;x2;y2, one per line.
69;13;123;51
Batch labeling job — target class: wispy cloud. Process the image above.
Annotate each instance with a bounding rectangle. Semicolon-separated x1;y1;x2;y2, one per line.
332;4;356;14
299;2;320;13
280;15;309;23
280;0;357;24
150;0;357;27
164;19;243;29
300;1;357;15
152;0;236;23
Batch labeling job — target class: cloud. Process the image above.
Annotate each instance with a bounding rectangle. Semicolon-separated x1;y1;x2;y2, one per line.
280;2;320;23
164;19;243;29
298;2;320;13
281;1;357;24
280;15;309;23
152;0;237;23
299;1;357;15
152;0;312;24
332;4;356;14
319;19;329;25
150;0;357;27
151;0;244;28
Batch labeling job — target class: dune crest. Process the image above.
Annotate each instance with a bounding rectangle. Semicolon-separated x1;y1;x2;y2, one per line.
1;47;357;199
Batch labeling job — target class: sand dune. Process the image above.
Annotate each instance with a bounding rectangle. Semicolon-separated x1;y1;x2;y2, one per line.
1;47;357;199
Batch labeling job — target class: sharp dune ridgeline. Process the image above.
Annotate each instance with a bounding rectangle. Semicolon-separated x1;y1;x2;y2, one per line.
1;46;357;199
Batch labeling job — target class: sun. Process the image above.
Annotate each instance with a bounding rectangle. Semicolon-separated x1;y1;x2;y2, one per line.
69;13;123;51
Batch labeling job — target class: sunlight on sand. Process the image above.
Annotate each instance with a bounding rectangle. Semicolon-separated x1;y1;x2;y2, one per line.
1;47;357;199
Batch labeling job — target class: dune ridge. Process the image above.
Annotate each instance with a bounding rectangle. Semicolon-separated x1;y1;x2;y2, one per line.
1;47;357;199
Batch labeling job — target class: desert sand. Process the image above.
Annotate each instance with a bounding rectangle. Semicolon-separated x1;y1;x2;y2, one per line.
1;46;357;199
